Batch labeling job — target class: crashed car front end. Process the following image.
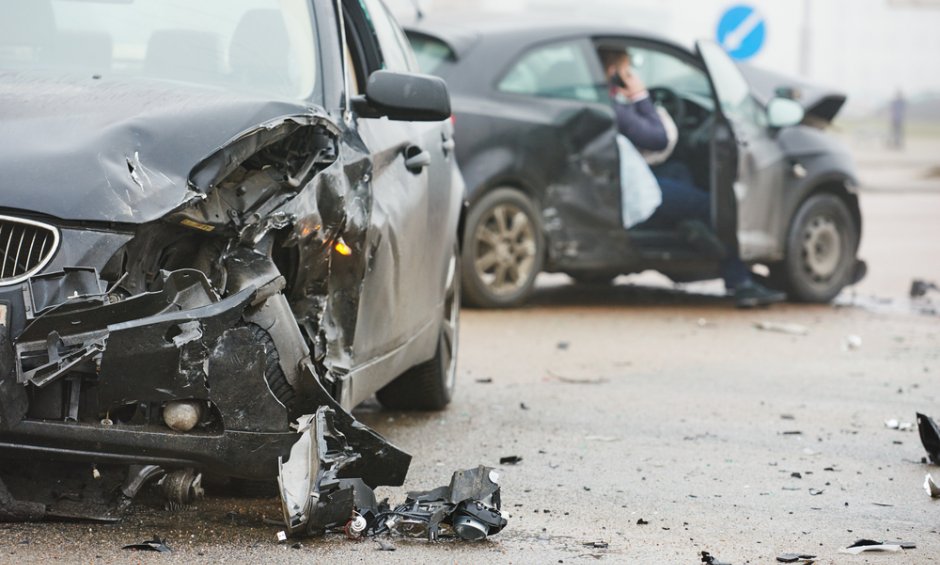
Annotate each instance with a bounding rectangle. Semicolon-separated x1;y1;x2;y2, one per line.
0;109;411;523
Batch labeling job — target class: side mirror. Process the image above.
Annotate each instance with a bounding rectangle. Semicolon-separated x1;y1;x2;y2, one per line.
767;97;805;128
353;70;451;122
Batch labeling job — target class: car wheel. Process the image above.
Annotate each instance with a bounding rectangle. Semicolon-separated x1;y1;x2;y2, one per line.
377;246;459;410
461;188;544;308
776;193;859;303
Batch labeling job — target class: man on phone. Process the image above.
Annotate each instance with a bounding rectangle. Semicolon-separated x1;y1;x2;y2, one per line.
600;47;785;308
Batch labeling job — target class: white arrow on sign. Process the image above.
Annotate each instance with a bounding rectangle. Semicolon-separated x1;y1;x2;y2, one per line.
721;10;764;52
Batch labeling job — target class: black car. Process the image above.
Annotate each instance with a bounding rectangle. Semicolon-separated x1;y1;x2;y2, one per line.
0;0;461;530
406;20;865;308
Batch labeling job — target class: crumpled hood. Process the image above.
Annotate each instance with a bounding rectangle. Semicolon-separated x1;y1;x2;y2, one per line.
739;64;847;124
0;71;320;223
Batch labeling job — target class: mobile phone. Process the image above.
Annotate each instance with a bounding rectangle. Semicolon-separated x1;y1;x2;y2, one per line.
610;73;627;88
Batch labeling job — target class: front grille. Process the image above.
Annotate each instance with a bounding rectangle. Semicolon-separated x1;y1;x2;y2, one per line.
0;215;59;286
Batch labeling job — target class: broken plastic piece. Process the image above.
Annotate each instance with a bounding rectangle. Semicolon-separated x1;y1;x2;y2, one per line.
776;553;816;563
838;539;911;554
374;466;508;542
917;413;940;464
701;550;732;564
910;279;938;298
499;456;522;465
121;536;171;553
924;474;940;498
885;418;914;431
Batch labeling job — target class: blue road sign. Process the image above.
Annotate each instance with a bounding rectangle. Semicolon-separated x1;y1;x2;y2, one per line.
716;5;766;61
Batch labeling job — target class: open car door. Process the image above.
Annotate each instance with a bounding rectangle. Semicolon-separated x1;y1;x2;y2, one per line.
695;40;748;251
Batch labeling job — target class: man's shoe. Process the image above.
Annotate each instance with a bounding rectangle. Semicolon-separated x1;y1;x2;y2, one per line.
732;280;786;308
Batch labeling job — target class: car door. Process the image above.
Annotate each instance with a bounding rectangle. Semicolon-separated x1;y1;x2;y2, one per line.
695;40;787;258
494;38;622;262
342;0;446;375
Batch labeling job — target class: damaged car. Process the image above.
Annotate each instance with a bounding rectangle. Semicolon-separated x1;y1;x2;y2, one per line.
0;0;464;533
406;20;866;307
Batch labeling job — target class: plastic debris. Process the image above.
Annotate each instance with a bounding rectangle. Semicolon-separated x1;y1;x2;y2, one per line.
910;279;938;298
917;413;940;464
754;321;809;336
276;531;288;543
499;456;522;465
885;419;914;431
121;536;172;553
924;474;940;498
583;541;609;549
701;550;732;564
636;518;649;525
776;553;816;563
838;539;915;554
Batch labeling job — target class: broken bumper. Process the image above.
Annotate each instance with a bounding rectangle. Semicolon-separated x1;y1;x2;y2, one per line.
0;264;408;484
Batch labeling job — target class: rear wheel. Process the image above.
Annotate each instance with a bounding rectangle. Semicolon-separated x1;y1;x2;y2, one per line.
774;193;859;303
461;188;543;308
377;246;459;410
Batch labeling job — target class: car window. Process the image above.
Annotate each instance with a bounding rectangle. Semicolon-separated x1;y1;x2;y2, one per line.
625;47;711;100
498;40;601;103
359;0;417;72
696;40;767;131
0;0;318;101
406;33;454;75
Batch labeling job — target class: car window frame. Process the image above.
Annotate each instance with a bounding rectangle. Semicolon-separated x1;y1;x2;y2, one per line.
340;0;383;94
358;0;417;73
492;36;608;105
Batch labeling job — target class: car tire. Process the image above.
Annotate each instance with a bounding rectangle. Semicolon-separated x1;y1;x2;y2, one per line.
461;188;544;308
775;193;859;303
377;246;459;411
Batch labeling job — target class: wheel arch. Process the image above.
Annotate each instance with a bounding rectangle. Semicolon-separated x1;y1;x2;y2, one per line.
781;172;862;253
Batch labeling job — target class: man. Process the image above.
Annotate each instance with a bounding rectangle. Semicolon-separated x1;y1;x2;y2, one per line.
600;48;785;308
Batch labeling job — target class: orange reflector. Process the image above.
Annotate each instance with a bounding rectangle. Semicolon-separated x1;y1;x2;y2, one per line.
334;240;353;256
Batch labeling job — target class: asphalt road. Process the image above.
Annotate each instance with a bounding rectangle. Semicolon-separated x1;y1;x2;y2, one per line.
2;182;939;563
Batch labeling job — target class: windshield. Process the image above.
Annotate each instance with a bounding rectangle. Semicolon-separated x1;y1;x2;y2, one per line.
0;0;318;100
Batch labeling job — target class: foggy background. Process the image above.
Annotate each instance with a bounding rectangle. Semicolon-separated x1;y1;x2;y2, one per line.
386;0;940;129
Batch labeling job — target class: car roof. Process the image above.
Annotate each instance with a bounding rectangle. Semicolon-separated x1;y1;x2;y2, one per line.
405;16;688;59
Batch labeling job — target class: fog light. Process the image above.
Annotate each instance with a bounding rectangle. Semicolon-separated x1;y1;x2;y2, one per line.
334;239;352;256
163;400;203;432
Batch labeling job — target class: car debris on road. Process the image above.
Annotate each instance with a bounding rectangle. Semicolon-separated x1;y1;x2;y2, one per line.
924;474;940;498
910;279;938;298
917;412;940;463
838;539;916;554
277;413;507;541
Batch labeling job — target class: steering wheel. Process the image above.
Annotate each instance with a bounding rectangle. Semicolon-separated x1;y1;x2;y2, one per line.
648;86;686;127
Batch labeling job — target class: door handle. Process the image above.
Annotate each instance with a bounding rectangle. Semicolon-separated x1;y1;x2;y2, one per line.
404;146;431;173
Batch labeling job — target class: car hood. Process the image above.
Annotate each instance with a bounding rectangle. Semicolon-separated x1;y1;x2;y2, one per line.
0;71;321;223
739;64;847;124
